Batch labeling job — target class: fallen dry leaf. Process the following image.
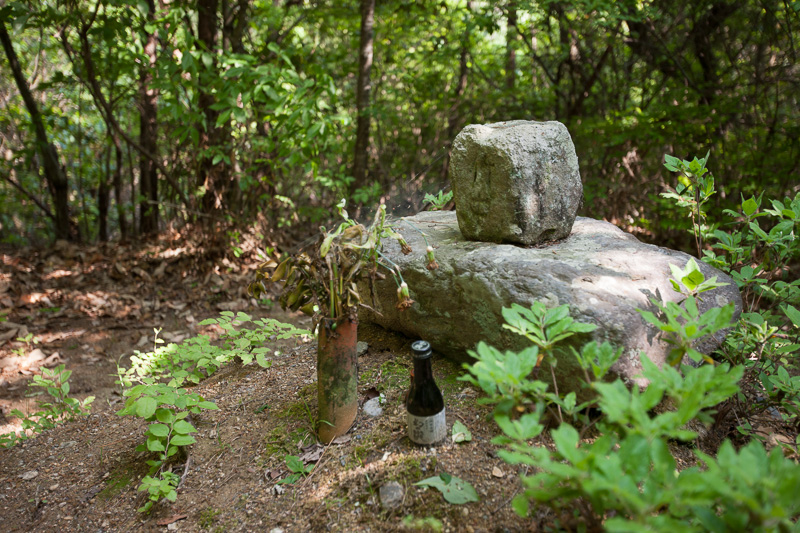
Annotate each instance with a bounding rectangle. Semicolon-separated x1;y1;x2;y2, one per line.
331;435;351;445
298;443;324;463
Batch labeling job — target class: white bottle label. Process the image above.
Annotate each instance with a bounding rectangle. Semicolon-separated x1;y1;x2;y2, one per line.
407;408;446;445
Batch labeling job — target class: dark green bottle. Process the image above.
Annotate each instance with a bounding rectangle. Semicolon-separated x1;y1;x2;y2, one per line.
406;340;446;445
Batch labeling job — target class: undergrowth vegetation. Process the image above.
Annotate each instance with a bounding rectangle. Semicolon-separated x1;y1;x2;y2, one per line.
113;312;308;513
464;155;800;531
0;364;93;448
2;152;797;527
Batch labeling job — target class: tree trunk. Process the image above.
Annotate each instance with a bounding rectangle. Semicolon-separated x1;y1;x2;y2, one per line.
352;0;375;193
113;138;128;240
506;1;517;93
139;0;159;234
0;21;74;240
441;1;473;181
197;0;225;215
98;146;110;242
222;0;249;213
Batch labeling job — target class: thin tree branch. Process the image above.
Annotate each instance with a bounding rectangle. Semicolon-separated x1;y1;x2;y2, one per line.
0;169;55;220
58;25;191;209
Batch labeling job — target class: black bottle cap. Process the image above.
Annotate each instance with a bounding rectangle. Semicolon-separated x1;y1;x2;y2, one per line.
411;340;432;359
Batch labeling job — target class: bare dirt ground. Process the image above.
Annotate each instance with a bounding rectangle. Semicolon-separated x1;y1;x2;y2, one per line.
0;237;544;532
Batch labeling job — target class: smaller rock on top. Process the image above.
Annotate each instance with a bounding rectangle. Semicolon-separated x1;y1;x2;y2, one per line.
449;120;582;245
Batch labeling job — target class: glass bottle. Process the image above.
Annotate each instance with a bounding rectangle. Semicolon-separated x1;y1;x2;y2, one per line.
406;340;446;445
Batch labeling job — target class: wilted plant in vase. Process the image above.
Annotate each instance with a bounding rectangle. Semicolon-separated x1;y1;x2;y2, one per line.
250;200;432;443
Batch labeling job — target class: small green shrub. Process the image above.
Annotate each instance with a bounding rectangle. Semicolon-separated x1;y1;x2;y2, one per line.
117;312;309;389
276;454;314;485
423;190;453;211
662;155;800;444
115;312;307;512
0;364;93;448
117;381;218;513
466;226;800;529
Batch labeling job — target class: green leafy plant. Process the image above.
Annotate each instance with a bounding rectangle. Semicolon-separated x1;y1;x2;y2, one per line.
499;302;596;422
118;314;308;389
414;473;479;504
11;332;38;357
113;312;308;512
0;365;93;448
451;420;472;443
662;152;717;256
639;277;735;367
668;257;728;300
466;236;800;529
276;454;314;485
423;190;453;211
137;471;180;514
663;157;800;444
250;200;424;322
117;382;218;513
466;298;800;530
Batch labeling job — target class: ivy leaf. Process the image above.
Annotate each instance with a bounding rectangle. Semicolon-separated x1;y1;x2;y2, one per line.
172;420;196;435
415;474;479;504
170;435;196;446
451;420;472;443
146;436;165;452
147;423;169;438
135;397;158;419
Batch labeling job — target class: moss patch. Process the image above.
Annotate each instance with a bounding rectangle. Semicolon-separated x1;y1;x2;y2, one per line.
97;467;135;500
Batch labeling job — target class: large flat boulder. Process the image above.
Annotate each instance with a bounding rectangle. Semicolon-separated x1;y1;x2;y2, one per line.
449;120;582;245
361;211;741;393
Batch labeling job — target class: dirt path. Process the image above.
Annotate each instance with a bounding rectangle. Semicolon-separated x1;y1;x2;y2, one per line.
0;241;541;532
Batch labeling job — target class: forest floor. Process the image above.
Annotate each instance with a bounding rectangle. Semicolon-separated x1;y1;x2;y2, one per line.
0;233;547;532
1;231;791;532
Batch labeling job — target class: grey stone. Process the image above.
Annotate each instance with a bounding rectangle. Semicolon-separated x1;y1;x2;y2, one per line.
379;481;404;509
449;120;582;245
360;211;742;395
357;341;369;357
363;397;383;418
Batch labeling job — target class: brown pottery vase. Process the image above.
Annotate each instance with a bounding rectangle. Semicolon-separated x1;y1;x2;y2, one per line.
316;316;358;443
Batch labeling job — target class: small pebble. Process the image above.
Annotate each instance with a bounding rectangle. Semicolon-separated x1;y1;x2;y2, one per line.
379;481;404;509
363;397;383;418
356;341;369;357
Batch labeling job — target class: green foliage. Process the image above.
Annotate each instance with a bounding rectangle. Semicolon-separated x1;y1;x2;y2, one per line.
502;302;597;365
422;190;453;211
117;380;217;513
460;343;545;413
451;420;472;444
137;471;180;514
467;301;798;529
2;0;799;244
114;312;306;512
118;314;307;389
668;257;728;299
276;454;314;485
639;295;735;367
661;157;800;444
465;215;800;529
414;473;479;505
0;364;94;448
499;302;597;423
662;152;717;255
